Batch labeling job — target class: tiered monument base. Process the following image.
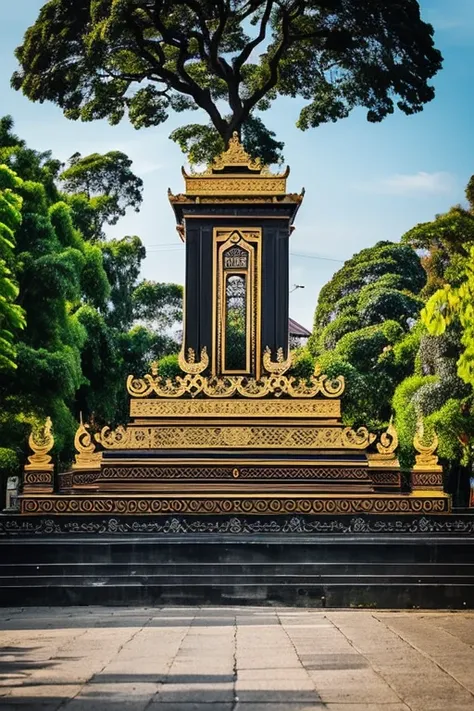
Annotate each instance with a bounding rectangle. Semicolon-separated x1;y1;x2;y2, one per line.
12;133;460;609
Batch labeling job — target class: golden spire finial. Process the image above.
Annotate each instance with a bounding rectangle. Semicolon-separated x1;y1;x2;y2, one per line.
211;131;263;172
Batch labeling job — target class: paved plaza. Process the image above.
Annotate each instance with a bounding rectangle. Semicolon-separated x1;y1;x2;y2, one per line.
0;607;473;710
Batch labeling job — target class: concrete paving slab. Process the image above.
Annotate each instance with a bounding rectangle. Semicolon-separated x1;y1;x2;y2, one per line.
0;608;474;709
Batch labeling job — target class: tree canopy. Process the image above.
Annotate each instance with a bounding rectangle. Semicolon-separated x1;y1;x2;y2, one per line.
306;241;426;428
12;0;442;162
0;116;183;488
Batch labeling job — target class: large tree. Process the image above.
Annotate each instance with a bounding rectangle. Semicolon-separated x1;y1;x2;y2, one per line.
12;0;442;162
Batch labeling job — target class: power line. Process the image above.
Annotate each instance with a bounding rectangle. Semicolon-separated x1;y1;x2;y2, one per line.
144;244;345;263
290;251;344;263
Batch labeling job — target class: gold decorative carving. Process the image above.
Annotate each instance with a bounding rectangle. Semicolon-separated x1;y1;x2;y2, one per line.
130;398;341;419
370;471;401;486
377;419;399;456
20;493;451;516
96;425;132;449
368;419;399;467
213;228;261;377
184;176;288;196
262;347;292;375
24;471;54;485
179;134;290;196
178;346;209;374
98;466;369;481
72;415;102;470
127;370;345;400
413;416;441;470
95;424;374;451
168;194;304;205
411;471;443;489
211;132;263;172
341;427;376;450
25;418;54;471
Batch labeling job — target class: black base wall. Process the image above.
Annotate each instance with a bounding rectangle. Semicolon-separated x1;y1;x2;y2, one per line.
0;513;473;609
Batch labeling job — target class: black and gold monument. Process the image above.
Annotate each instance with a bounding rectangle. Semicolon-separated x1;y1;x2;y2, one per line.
20;134;449;518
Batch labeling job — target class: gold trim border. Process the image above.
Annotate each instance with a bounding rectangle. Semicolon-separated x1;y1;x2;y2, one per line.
20;493;451;516
130;398;341;419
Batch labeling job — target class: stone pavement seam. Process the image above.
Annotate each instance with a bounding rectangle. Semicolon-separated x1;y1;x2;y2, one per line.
231;614;238;711
326;613;411;711
59;613;153;710
275;610;321;700
143;609;197;709
373;612;474;702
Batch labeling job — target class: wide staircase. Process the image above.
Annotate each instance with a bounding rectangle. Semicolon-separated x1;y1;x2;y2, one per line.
1;514;473;608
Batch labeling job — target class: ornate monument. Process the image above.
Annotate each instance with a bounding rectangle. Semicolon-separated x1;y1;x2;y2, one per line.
20;136;449;516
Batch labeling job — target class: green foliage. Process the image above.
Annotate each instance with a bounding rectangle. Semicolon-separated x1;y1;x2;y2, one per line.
0;447;19;475
60;151;143;237
0;116;184;469
288;348;315;380
393;374;436;468
133;281;183;330
170;115;285;165
422;246;474;387
310;241;425;337
13;1;442;161
157;354;181;380
309;241;426;429
402;206;474;297
0;165;26;371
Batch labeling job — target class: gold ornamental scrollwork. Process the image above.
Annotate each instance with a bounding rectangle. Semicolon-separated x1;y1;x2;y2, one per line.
376;419;399;456
413;415;441;470
367;419;399;468
96;425;132;450
341;427;376;450
25;417;54;470
72;415;102;470
262;346;293;375
126;368;345;400
178;346;209;374
93;424;377;451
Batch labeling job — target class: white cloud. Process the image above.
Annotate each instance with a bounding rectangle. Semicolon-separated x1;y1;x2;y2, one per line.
355;171;456;196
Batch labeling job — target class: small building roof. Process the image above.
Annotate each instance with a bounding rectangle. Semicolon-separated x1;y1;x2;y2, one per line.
289;318;312;338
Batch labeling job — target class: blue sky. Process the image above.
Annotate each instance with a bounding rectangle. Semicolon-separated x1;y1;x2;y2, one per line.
1;1;474;329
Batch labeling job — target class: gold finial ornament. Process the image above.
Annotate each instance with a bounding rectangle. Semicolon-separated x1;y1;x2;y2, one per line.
367;418;399;467
377;418;399;457
211;131;262;171
262;346;293;375
178;346;209;374
413;415;440;469
72;414;102;470
25;417;54;470
174;130;292;199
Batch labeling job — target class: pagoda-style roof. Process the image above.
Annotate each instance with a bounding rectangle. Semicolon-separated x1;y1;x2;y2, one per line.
168;132;304;213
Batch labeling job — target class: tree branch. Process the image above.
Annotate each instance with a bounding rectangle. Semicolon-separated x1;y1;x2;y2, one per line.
239;5;292;126
234;0;274;72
